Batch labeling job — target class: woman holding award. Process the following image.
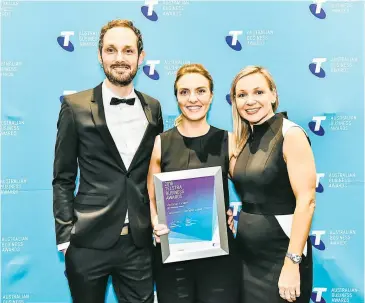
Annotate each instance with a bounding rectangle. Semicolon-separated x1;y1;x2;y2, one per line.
229;66;316;303
147;63;240;303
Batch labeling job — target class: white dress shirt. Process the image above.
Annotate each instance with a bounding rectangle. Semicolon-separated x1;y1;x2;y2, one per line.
57;81;148;251
102;80;148;224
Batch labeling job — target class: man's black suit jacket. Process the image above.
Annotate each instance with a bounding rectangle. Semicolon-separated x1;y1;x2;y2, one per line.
52;83;163;249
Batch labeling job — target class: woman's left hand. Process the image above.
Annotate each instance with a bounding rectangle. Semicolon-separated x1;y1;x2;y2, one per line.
278;261;301;302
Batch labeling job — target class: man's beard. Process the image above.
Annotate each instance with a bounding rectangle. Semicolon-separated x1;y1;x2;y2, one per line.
102;61;138;87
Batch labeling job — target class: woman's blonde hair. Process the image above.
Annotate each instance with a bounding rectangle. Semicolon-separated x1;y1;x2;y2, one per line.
230;66;279;156
173;64;214;126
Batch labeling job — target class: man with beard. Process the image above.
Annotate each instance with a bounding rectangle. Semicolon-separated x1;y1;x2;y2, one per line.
52;19;163;303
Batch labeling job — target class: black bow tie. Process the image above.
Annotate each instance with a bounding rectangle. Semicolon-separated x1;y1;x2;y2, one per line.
110;97;135;106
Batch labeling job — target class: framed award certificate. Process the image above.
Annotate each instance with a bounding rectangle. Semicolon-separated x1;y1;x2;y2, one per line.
153;166;229;263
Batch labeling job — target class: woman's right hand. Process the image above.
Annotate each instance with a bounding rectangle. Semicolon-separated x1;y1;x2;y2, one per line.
153;224;170;243
227;209;236;234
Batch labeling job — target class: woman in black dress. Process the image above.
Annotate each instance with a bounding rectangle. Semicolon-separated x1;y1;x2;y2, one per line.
147;63;240;303
229;66;316;303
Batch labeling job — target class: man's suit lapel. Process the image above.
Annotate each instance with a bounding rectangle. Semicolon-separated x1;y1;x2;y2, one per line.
90;83;127;173
136;90;155;126
127;90;156;171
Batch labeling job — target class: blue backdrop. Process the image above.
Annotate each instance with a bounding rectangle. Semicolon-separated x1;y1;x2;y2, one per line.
1;1;364;302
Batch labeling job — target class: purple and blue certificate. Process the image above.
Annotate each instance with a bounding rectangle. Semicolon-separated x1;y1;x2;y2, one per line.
154;167;229;263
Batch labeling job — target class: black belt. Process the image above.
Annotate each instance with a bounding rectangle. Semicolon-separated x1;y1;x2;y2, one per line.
241;201;295;215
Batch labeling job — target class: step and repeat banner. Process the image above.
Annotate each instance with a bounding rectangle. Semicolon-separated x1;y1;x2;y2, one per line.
1;1;364;302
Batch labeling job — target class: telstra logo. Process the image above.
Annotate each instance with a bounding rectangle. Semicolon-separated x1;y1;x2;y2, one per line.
225;31;243;51
57;31;75;52
308;116;326;136
309;58;327;78
309;0;327;19
141;0;158;21
143;60;160;80
310;230;326;251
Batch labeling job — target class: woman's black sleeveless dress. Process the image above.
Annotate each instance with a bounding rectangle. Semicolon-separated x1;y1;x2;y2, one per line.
154;126;240;303
232;113;313;303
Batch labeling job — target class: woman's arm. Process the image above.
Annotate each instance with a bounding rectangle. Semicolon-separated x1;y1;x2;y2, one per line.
147;135;169;242
228;132;237;180
147;135;162;228
227;132;237;232
283;127;316;258
278;127;316;302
